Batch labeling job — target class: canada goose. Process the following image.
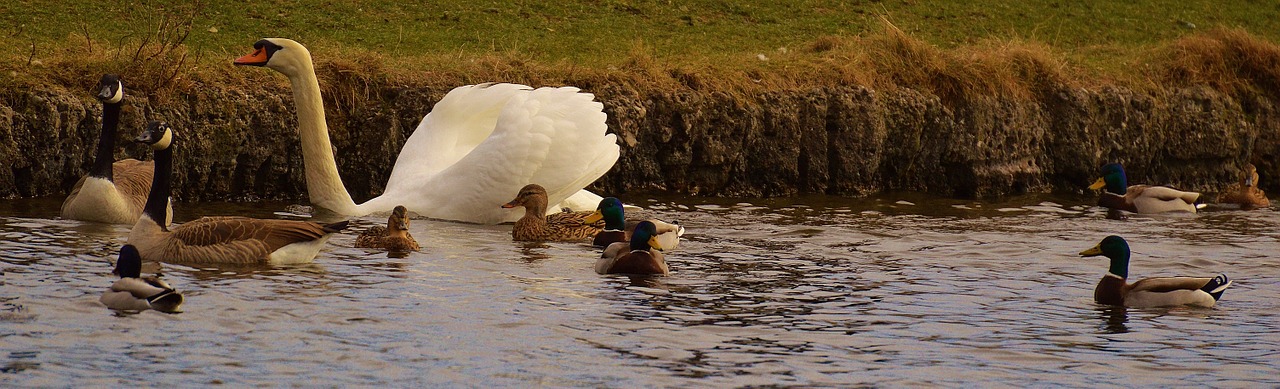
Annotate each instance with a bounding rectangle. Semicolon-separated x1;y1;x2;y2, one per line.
233;38;619;223
61;74;170;225
126;121;349;265
1079;236;1230;308
1216;163;1270;209
583;197;684;250
1089;163;1200;213
502;184;602;242
354;205;421;251
100;244;184;313
596;221;669;275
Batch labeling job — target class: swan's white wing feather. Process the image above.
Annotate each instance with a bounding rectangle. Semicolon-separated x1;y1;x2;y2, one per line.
386;83;531;185
370;84;618;224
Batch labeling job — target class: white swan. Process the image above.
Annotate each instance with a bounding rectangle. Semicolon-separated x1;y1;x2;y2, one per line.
234;38;619;224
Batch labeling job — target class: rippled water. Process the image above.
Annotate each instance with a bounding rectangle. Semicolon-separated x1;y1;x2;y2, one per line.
2;193;1278;387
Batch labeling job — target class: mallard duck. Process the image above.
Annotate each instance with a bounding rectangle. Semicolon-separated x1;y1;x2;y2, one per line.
354;205;420;251
1088;163;1200;213
1216;163;1270;209
596;221;669;275
234;38;618;223
61;74;171;225
100;244;184;313
1078;235;1230;308
584;197;685;250
502;184;602;242
127;121;349;265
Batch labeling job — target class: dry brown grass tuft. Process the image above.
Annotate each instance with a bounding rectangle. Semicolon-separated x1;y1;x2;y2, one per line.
1153;27;1280;97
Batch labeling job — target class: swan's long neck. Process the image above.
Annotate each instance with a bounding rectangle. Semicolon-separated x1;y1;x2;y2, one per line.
287;62;358;214
90;101;121;180
142;145;172;231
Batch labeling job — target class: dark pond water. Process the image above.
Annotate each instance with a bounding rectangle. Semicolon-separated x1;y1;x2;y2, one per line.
1;193;1277;386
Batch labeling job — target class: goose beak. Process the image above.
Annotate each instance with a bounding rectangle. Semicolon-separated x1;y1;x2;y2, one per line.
1087;178;1106;190
234;47;270;66
583;211;603;225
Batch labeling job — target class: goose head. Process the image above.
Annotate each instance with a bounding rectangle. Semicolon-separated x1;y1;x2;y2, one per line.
1088;163;1128;195
112;245;143;278
1079;235;1131;278
233;38;312;77
134;121;173;151
97;74;123;104
501;184;549;211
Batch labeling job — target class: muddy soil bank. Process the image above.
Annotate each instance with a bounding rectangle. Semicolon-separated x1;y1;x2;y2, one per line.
1;78;1275;204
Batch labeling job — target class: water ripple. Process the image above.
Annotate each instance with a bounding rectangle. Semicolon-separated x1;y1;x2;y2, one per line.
1;195;1278;386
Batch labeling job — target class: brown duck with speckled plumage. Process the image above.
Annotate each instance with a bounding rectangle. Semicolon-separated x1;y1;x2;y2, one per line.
355;205;421;251
502;184;602;242
1217;163;1270;209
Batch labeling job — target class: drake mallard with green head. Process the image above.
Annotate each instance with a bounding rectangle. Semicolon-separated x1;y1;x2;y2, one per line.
100;244;184;313
1078;235;1229;308
596;221;669;275
583;197;684;249
1088;163;1201;214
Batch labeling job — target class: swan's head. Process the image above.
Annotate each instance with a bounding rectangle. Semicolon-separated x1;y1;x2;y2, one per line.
97;74;123;104
112;245;143;279
234;38;312;76
135;121;174;151
501;184;549;210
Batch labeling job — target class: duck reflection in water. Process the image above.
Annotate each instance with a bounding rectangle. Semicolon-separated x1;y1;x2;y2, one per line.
517;243;551;263
1097;306;1129;334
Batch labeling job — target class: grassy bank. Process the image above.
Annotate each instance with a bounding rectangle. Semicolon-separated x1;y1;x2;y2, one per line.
3;0;1280;100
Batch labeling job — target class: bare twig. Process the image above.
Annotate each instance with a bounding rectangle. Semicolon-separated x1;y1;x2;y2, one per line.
81;23;93;54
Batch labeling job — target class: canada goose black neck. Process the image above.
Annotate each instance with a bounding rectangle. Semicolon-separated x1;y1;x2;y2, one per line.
138;123;173;230
90;83;123;181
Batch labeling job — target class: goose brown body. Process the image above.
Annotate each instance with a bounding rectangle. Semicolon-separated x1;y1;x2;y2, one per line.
355;205;420;251
1217;163;1270;209
127;121;348;265
502;184;601;242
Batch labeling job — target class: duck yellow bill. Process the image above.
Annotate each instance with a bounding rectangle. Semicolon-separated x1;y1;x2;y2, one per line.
1087;178;1106;190
583;211;603;225
648;236;664;251
1079;244;1103;257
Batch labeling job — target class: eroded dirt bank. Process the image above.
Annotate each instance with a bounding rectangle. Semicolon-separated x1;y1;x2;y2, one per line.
1;79;1275;203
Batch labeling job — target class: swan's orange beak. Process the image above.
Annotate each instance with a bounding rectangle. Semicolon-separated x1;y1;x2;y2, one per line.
234;47;269;66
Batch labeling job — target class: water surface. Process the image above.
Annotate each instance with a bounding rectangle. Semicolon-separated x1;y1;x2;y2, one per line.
2;194;1277;386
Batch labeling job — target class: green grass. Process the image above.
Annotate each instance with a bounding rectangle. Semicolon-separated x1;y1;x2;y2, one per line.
3;0;1279;94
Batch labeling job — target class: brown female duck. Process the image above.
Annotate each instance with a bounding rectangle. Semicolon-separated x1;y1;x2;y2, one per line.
502;184;601;242
1216;163;1270;209
355;205;421;251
